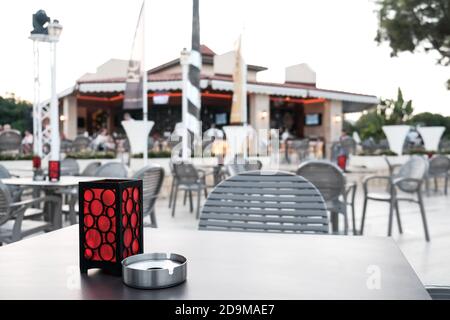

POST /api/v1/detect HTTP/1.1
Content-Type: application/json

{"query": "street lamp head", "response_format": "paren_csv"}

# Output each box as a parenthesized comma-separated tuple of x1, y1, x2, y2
(48, 19, 63, 42)
(31, 10, 50, 35)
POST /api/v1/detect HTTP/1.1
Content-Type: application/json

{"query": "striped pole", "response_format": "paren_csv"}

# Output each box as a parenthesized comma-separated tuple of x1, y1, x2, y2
(185, 0, 202, 158)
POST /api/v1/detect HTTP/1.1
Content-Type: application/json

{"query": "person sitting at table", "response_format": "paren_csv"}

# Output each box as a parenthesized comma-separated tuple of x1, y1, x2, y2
(21, 130, 33, 154)
(91, 128, 115, 151)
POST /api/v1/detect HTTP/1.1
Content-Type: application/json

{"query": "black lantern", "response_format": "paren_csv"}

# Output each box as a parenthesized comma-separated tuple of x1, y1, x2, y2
(79, 179, 143, 275)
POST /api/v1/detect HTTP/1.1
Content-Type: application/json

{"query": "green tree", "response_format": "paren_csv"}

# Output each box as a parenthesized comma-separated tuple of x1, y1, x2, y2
(354, 88, 414, 140)
(0, 94, 33, 133)
(375, 0, 450, 86)
(410, 112, 450, 138)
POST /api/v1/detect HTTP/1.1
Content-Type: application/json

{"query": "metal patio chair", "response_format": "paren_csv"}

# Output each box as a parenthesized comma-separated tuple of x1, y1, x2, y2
(0, 164, 22, 202)
(72, 135, 91, 152)
(60, 139, 74, 153)
(80, 161, 102, 176)
(61, 158, 80, 176)
(297, 160, 352, 234)
(291, 139, 310, 163)
(94, 162, 128, 178)
(0, 182, 61, 244)
(225, 156, 263, 177)
(426, 155, 450, 195)
(132, 165, 165, 228)
(0, 130, 22, 155)
(361, 156, 430, 241)
(171, 162, 208, 219)
(199, 170, 329, 234)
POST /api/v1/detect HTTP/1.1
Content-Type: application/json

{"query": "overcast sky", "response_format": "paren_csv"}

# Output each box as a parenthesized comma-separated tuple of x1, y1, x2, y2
(0, 0, 449, 116)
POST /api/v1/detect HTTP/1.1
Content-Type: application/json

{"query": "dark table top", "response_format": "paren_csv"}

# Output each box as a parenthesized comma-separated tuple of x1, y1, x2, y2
(0, 226, 430, 300)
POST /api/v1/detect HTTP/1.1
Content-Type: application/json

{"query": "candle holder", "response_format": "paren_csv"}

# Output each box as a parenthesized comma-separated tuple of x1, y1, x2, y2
(79, 179, 143, 276)
(48, 160, 60, 182)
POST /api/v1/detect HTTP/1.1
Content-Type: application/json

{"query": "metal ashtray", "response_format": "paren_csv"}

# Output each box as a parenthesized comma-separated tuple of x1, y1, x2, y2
(122, 253, 187, 289)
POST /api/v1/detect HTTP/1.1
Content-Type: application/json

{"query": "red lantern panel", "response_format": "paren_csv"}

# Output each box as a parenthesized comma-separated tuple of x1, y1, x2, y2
(48, 160, 60, 182)
(121, 187, 141, 258)
(82, 188, 117, 262)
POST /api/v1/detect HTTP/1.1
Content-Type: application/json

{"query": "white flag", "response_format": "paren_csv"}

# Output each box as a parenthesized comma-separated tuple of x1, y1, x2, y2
(123, 2, 145, 110)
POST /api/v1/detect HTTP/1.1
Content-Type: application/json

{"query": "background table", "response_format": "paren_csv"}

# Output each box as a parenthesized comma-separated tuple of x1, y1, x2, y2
(1, 176, 102, 229)
(0, 226, 430, 299)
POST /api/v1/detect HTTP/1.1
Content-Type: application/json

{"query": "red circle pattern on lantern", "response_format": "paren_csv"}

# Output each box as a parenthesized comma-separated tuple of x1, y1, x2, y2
(122, 187, 140, 258)
(83, 188, 117, 262)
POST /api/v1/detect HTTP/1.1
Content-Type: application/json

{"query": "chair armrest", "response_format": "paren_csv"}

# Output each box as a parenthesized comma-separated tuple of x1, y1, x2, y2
(9, 196, 47, 208)
(362, 175, 391, 193)
(393, 177, 423, 191)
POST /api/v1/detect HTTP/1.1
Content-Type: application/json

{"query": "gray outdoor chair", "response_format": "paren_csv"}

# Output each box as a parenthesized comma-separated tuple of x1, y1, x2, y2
(61, 158, 80, 176)
(297, 160, 353, 235)
(171, 162, 208, 219)
(439, 140, 450, 153)
(0, 164, 22, 202)
(426, 155, 450, 195)
(0, 130, 22, 155)
(0, 182, 61, 244)
(199, 170, 329, 234)
(132, 165, 165, 228)
(94, 162, 128, 178)
(361, 156, 430, 241)
(81, 161, 102, 176)
(291, 139, 310, 163)
(72, 136, 91, 152)
(60, 139, 74, 153)
(226, 157, 263, 177)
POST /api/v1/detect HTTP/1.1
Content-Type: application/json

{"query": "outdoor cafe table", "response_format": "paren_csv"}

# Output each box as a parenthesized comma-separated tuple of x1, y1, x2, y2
(0, 226, 430, 299)
(0, 176, 101, 229)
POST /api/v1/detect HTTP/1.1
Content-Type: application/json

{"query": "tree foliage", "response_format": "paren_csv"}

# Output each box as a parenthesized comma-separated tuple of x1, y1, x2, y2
(409, 111, 450, 138)
(0, 95, 33, 133)
(375, 0, 450, 66)
(355, 88, 414, 140)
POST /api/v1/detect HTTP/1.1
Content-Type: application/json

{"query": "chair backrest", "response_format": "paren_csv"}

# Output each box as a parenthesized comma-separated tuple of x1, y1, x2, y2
(226, 157, 263, 176)
(199, 170, 329, 234)
(296, 160, 346, 202)
(0, 164, 12, 179)
(60, 139, 74, 153)
(396, 156, 429, 193)
(133, 165, 165, 214)
(61, 158, 80, 176)
(94, 162, 128, 178)
(172, 162, 200, 185)
(0, 130, 22, 152)
(0, 182, 13, 226)
(73, 136, 91, 152)
(81, 161, 102, 176)
(429, 155, 450, 175)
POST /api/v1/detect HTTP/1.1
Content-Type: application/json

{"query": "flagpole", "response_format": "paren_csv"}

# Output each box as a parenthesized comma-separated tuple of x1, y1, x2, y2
(142, 0, 148, 166)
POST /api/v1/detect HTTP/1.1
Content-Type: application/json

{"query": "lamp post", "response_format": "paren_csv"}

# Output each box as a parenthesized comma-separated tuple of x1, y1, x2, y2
(47, 20, 63, 161)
